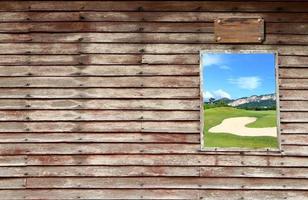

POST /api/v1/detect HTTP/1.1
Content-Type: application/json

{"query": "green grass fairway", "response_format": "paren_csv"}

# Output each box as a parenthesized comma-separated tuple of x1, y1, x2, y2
(203, 107, 279, 149)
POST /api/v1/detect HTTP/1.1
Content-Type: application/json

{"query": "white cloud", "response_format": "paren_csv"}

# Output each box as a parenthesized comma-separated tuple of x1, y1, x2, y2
(213, 89, 231, 99)
(229, 76, 261, 90)
(202, 54, 224, 67)
(203, 89, 231, 101)
(219, 65, 231, 70)
(203, 91, 213, 100)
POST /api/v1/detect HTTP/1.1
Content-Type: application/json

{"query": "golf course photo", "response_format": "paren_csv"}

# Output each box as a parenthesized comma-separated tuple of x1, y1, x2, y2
(201, 52, 279, 149)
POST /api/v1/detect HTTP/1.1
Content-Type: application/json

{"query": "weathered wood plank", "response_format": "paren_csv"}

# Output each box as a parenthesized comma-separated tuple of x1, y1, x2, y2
(0, 88, 199, 99)
(0, 76, 199, 88)
(0, 110, 199, 121)
(0, 55, 142, 65)
(1, 189, 308, 200)
(0, 121, 199, 133)
(281, 122, 308, 133)
(27, 154, 308, 167)
(1, 43, 308, 55)
(280, 90, 308, 100)
(199, 166, 308, 178)
(0, 43, 79, 54)
(280, 101, 308, 111)
(282, 134, 308, 145)
(281, 112, 308, 122)
(26, 177, 308, 189)
(1, 1, 308, 12)
(1, 166, 308, 178)
(0, 156, 27, 166)
(0, 143, 200, 154)
(280, 56, 308, 67)
(3, 12, 308, 23)
(0, 99, 199, 110)
(0, 22, 306, 34)
(0, 22, 213, 33)
(0, 166, 201, 177)
(4, 143, 308, 157)
(280, 69, 308, 80)
(0, 178, 25, 189)
(0, 189, 198, 200)
(0, 133, 200, 143)
(280, 79, 308, 89)
(1, 33, 308, 45)
(0, 65, 199, 76)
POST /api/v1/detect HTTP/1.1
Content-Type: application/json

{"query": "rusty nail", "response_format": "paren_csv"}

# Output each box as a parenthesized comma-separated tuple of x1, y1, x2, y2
(258, 37, 262, 41)
(217, 19, 221, 24)
(216, 36, 221, 41)
(258, 18, 263, 22)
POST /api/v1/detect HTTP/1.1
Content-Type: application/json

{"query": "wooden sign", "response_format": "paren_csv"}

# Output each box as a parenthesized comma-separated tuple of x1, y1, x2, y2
(214, 18, 264, 43)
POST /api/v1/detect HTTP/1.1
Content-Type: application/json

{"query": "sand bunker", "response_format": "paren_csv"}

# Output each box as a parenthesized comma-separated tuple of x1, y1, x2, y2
(209, 117, 277, 137)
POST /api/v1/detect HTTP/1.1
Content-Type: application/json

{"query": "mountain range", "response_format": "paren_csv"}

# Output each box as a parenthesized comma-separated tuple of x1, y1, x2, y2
(212, 93, 276, 109)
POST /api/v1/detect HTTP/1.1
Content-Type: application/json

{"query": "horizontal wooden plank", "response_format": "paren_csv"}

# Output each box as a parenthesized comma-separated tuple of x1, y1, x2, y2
(199, 166, 308, 178)
(0, 76, 199, 88)
(0, 178, 25, 189)
(26, 154, 308, 167)
(281, 112, 308, 122)
(0, 121, 199, 133)
(280, 56, 308, 67)
(1, 166, 307, 178)
(0, 55, 142, 65)
(26, 177, 308, 189)
(0, 99, 200, 110)
(281, 145, 308, 155)
(281, 90, 308, 100)
(0, 88, 199, 99)
(280, 69, 308, 80)
(1, 33, 308, 45)
(0, 142, 303, 155)
(0, 156, 26, 166)
(0, 99, 199, 110)
(0, 22, 213, 33)
(0, 65, 199, 76)
(281, 122, 308, 133)
(2, 12, 308, 23)
(0, 133, 200, 143)
(280, 79, 308, 89)
(281, 134, 308, 145)
(1, 189, 308, 200)
(0, 143, 200, 154)
(0, 166, 200, 177)
(1, 43, 308, 56)
(0, 22, 306, 35)
(280, 100, 308, 111)
(0, 110, 199, 121)
(1, 1, 308, 12)
(3, 145, 303, 157)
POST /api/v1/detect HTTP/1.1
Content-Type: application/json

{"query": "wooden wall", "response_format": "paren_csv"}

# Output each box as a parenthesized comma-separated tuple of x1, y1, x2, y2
(0, 1, 308, 199)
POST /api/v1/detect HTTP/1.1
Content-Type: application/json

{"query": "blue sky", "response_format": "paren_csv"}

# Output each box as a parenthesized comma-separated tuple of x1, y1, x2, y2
(202, 52, 276, 101)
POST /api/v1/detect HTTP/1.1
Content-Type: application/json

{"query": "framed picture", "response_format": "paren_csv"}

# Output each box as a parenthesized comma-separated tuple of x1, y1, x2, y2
(200, 50, 280, 151)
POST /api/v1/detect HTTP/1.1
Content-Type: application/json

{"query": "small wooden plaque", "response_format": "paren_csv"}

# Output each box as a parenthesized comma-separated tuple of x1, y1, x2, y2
(214, 18, 264, 43)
